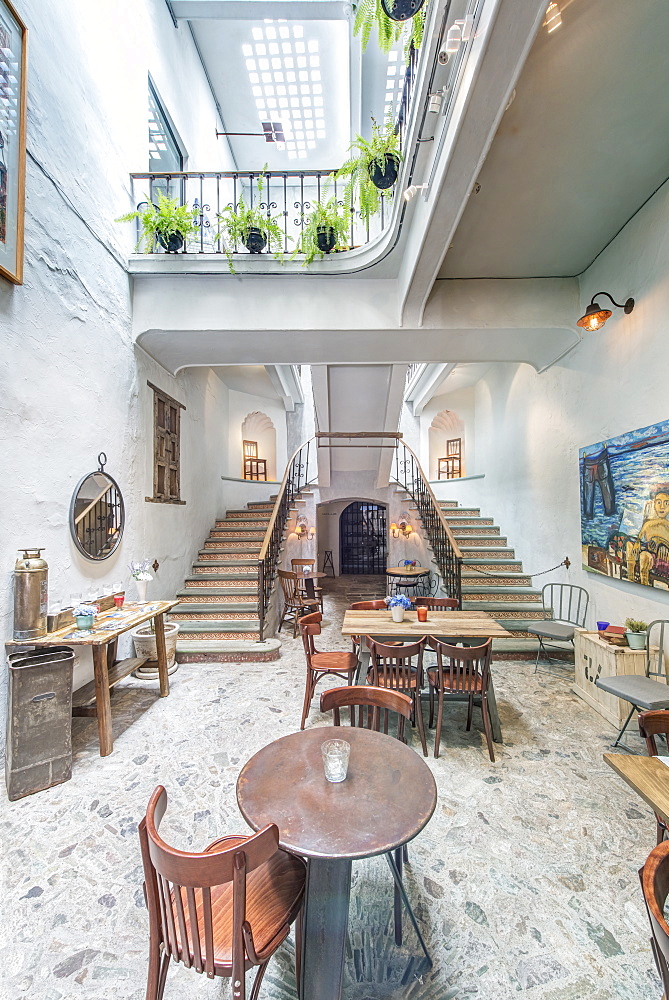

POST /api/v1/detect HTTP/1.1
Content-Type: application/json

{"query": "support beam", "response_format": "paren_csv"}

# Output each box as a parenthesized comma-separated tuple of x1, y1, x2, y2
(170, 1, 348, 19)
(265, 365, 304, 411)
(405, 363, 457, 416)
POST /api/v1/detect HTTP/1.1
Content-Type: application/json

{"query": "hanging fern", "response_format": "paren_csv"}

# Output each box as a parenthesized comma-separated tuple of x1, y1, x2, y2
(353, 0, 426, 56)
(335, 117, 402, 226)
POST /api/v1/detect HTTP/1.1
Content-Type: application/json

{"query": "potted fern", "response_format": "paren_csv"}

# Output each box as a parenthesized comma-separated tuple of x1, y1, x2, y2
(293, 198, 350, 265)
(116, 192, 199, 253)
(353, 0, 427, 54)
(216, 172, 286, 273)
(335, 118, 403, 224)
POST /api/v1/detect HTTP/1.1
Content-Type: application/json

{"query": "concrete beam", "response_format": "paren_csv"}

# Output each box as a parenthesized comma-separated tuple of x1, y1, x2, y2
(170, 1, 348, 20)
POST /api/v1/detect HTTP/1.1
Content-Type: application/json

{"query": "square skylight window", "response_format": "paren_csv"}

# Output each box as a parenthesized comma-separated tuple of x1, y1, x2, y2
(298, 151, 307, 159)
(242, 44, 253, 57)
(252, 86, 262, 97)
(300, 84, 310, 95)
(265, 26, 276, 38)
(272, 57, 281, 69)
(308, 39, 318, 53)
(269, 42, 279, 55)
(291, 97, 299, 108)
(252, 27, 263, 40)
(289, 86, 298, 96)
(297, 55, 307, 68)
(262, 72, 271, 83)
(303, 108, 313, 118)
(276, 85, 286, 96)
(297, 140, 306, 148)
(295, 41, 305, 53)
(249, 72, 259, 83)
(312, 84, 322, 95)
(284, 57, 294, 68)
(306, 130, 314, 139)
(282, 42, 292, 54)
(307, 141, 315, 150)
(246, 58, 256, 71)
(389, 51, 398, 61)
(286, 71, 296, 82)
(310, 55, 320, 68)
(287, 151, 297, 159)
(315, 107, 324, 117)
(280, 26, 290, 38)
(295, 129, 304, 139)
(316, 129, 326, 138)
(256, 99, 266, 109)
(255, 43, 266, 55)
(293, 25, 304, 38)
(302, 96, 312, 107)
(259, 58, 269, 70)
(274, 71, 284, 83)
(266, 97, 277, 108)
(299, 70, 308, 82)
(311, 70, 321, 82)
(314, 96, 323, 107)
(264, 85, 275, 96)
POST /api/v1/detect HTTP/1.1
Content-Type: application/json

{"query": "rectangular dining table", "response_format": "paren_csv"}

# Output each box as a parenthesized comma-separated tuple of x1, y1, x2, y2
(604, 752, 669, 826)
(341, 609, 512, 743)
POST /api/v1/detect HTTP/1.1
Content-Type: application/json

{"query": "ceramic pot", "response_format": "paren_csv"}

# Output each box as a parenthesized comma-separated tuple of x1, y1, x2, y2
(75, 614, 95, 630)
(243, 227, 267, 253)
(316, 226, 336, 254)
(368, 154, 400, 190)
(625, 630, 646, 650)
(135, 579, 148, 604)
(157, 230, 184, 253)
(391, 606, 405, 623)
(131, 622, 180, 677)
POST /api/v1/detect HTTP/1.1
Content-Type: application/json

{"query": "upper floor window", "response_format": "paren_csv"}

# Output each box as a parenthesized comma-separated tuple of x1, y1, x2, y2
(148, 80, 184, 176)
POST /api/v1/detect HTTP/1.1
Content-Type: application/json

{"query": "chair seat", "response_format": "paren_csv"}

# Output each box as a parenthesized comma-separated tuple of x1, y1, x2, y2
(174, 836, 306, 970)
(426, 666, 484, 693)
(371, 668, 420, 690)
(527, 621, 575, 641)
(310, 651, 358, 673)
(596, 674, 669, 710)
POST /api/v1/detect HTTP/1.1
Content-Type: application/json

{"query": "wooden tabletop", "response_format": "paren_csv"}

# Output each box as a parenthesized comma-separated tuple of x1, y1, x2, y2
(300, 571, 327, 580)
(385, 566, 430, 577)
(9, 600, 178, 647)
(237, 726, 437, 860)
(341, 608, 512, 639)
(604, 753, 669, 825)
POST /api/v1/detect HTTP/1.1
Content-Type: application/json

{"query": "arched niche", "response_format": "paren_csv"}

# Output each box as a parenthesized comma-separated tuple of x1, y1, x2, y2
(428, 409, 466, 481)
(241, 411, 277, 481)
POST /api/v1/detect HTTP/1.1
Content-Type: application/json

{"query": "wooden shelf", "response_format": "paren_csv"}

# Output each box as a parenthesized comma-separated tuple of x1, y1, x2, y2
(72, 655, 149, 712)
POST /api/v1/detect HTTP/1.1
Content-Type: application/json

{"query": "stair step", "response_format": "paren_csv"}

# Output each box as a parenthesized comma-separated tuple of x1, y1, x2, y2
(451, 527, 501, 537)
(192, 565, 258, 577)
(177, 622, 261, 638)
(177, 591, 259, 603)
(224, 510, 272, 518)
(444, 518, 494, 527)
(462, 557, 521, 567)
(184, 580, 258, 593)
(485, 613, 549, 624)
(171, 604, 259, 619)
(461, 585, 540, 596)
(198, 550, 259, 561)
(210, 528, 266, 536)
(176, 638, 282, 662)
(203, 542, 262, 551)
(462, 600, 544, 612)
(441, 507, 480, 516)
(456, 540, 508, 550)
(215, 520, 269, 529)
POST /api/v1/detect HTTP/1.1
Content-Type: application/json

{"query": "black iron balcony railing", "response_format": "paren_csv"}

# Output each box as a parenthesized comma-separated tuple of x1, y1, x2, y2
(392, 439, 463, 607)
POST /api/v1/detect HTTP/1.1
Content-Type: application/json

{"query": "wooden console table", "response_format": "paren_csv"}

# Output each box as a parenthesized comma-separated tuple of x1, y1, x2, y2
(574, 629, 653, 728)
(8, 600, 177, 757)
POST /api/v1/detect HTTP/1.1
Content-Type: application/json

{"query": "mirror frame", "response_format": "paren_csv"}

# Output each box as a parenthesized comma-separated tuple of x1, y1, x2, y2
(69, 453, 125, 561)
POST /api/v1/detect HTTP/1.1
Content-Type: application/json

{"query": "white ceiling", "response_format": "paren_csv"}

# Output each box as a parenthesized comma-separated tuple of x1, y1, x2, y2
(213, 364, 280, 397)
(439, 0, 669, 278)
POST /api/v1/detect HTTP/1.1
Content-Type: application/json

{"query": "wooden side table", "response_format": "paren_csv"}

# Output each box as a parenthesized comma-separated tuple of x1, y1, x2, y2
(574, 629, 654, 727)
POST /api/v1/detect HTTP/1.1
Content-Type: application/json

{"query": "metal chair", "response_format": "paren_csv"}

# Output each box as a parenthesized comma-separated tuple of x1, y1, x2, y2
(597, 620, 669, 752)
(528, 583, 589, 671)
(639, 838, 669, 997)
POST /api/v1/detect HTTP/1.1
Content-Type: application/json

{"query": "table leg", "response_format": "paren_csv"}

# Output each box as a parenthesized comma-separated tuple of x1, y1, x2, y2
(487, 674, 502, 744)
(93, 644, 113, 757)
(153, 614, 170, 698)
(300, 857, 352, 1000)
(304, 577, 316, 599)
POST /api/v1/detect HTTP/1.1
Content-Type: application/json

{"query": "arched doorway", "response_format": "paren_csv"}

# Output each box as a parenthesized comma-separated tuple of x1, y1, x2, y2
(429, 409, 466, 480)
(339, 502, 387, 574)
(241, 411, 277, 480)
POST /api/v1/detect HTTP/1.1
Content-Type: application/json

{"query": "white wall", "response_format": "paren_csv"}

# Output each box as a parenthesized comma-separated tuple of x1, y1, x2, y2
(421, 386, 475, 480)
(226, 390, 287, 482)
(460, 180, 669, 630)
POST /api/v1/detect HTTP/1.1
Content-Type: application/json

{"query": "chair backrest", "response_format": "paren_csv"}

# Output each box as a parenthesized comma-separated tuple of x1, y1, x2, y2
(638, 710, 669, 755)
(139, 785, 279, 989)
(367, 638, 425, 691)
(291, 558, 315, 572)
(320, 684, 412, 740)
(350, 600, 387, 610)
(541, 583, 589, 627)
(640, 839, 669, 995)
(646, 621, 669, 680)
(278, 569, 298, 602)
(298, 610, 322, 657)
(428, 637, 493, 693)
(414, 597, 459, 610)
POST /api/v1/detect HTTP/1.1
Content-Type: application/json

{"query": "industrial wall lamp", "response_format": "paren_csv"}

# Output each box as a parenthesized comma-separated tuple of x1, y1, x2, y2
(577, 292, 635, 332)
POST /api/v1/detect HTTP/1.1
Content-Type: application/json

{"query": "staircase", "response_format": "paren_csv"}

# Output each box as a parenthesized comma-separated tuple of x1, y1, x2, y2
(171, 500, 281, 662)
(404, 494, 548, 656)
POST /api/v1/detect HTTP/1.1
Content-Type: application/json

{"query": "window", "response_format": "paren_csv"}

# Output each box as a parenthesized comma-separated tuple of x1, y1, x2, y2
(148, 80, 186, 202)
(147, 382, 185, 504)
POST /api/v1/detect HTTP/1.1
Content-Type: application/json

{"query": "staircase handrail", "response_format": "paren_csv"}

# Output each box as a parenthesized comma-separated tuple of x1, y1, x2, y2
(392, 439, 463, 607)
(257, 436, 317, 640)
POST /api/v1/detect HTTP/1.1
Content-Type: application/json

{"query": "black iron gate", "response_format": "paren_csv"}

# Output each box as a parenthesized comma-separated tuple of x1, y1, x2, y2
(339, 502, 387, 574)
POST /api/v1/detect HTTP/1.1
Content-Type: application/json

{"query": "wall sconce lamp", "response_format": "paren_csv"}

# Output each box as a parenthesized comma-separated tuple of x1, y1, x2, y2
(577, 292, 635, 332)
(403, 183, 429, 202)
(544, 2, 562, 33)
(391, 513, 413, 538)
(295, 516, 315, 541)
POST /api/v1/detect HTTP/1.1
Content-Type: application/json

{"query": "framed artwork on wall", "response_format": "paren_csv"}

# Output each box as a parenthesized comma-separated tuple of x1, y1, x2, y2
(580, 420, 669, 591)
(0, 0, 27, 285)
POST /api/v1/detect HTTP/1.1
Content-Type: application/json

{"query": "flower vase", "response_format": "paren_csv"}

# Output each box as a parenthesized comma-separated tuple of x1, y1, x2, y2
(136, 579, 148, 604)
(391, 606, 405, 623)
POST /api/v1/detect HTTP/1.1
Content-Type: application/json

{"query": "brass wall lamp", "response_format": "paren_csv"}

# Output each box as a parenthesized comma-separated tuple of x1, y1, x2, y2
(577, 291, 635, 332)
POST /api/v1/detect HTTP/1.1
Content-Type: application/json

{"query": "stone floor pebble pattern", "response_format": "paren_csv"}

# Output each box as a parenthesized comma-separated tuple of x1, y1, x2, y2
(2, 578, 661, 999)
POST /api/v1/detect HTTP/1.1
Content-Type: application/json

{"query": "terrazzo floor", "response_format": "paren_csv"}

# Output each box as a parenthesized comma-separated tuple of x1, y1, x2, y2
(2, 577, 660, 1000)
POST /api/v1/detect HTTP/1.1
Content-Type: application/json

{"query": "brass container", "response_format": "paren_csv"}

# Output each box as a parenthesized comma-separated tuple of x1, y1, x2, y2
(14, 549, 49, 639)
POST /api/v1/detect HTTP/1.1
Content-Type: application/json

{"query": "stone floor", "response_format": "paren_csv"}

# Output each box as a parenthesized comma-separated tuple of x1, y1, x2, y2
(2, 577, 660, 1000)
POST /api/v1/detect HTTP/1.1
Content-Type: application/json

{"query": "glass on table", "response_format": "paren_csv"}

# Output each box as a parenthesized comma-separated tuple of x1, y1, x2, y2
(321, 739, 351, 783)
(416, 606, 428, 623)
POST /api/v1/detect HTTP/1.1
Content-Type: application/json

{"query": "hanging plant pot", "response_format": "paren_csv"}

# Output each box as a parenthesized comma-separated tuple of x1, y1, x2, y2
(368, 154, 400, 191)
(157, 230, 184, 253)
(316, 226, 336, 254)
(381, 0, 427, 21)
(243, 227, 267, 254)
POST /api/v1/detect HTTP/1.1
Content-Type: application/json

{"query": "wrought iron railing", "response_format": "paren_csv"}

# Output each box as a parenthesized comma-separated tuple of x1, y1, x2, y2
(392, 439, 463, 606)
(128, 170, 393, 258)
(257, 436, 316, 641)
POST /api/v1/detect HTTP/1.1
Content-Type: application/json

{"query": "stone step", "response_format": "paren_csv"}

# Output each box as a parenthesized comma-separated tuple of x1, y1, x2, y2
(451, 527, 501, 537)
(443, 516, 494, 526)
(171, 603, 259, 619)
(216, 516, 270, 526)
(191, 566, 258, 577)
(247, 501, 275, 509)
(176, 638, 282, 663)
(462, 600, 545, 613)
(461, 585, 541, 597)
(183, 578, 258, 592)
(203, 542, 262, 551)
(209, 531, 266, 540)
(441, 507, 480, 517)
(177, 622, 261, 639)
(455, 538, 508, 549)
(462, 557, 522, 568)
(176, 590, 259, 604)
(198, 550, 259, 561)
(484, 612, 549, 625)
(211, 524, 267, 533)
(224, 509, 272, 519)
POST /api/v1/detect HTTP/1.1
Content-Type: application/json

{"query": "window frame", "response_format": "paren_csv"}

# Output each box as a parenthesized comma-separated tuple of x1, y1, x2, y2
(145, 381, 186, 505)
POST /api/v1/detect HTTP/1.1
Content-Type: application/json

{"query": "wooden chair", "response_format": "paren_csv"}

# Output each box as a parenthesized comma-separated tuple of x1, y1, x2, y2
(638, 710, 669, 843)
(414, 597, 459, 610)
(348, 600, 401, 654)
(639, 838, 669, 997)
(427, 637, 495, 761)
(298, 611, 357, 730)
(366, 638, 428, 756)
(138, 785, 306, 1000)
(277, 569, 319, 638)
(319, 685, 431, 966)
(291, 558, 323, 612)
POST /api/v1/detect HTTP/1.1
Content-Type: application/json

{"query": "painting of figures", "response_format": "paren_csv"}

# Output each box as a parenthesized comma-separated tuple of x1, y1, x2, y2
(0, 0, 26, 284)
(580, 420, 669, 590)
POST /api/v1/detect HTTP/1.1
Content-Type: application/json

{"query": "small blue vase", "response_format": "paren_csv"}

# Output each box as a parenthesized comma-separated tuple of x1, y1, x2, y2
(75, 614, 95, 630)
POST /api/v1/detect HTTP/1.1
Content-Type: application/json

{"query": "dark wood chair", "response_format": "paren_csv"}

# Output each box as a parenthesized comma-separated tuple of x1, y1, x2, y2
(291, 558, 323, 611)
(319, 685, 430, 964)
(414, 597, 459, 610)
(366, 638, 428, 756)
(427, 637, 495, 761)
(298, 611, 357, 730)
(278, 569, 319, 638)
(349, 600, 402, 654)
(138, 785, 306, 1000)
(638, 710, 669, 843)
(639, 838, 669, 997)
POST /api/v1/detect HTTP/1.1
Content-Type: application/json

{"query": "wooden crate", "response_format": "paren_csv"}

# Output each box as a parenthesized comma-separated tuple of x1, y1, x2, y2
(573, 629, 651, 727)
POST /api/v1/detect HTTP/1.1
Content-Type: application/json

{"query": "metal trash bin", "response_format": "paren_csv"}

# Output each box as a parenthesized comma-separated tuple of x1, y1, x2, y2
(5, 646, 75, 800)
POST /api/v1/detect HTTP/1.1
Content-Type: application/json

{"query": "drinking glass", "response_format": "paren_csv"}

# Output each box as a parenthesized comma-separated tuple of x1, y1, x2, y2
(321, 739, 350, 783)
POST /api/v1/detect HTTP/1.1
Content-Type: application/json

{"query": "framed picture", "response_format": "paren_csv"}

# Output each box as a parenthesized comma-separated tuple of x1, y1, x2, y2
(0, 0, 27, 285)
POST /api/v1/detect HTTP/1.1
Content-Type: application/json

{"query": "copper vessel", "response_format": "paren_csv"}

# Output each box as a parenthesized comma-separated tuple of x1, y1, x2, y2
(13, 549, 48, 639)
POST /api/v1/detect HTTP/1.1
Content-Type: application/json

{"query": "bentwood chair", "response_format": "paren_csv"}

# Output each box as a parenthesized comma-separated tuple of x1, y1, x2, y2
(298, 611, 357, 729)
(291, 558, 323, 612)
(138, 786, 306, 1000)
(414, 596, 459, 610)
(427, 637, 495, 761)
(349, 600, 402, 656)
(529, 583, 589, 671)
(366, 638, 428, 756)
(639, 839, 669, 996)
(638, 710, 669, 843)
(319, 685, 431, 966)
(278, 569, 319, 638)
(597, 620, 669, 752)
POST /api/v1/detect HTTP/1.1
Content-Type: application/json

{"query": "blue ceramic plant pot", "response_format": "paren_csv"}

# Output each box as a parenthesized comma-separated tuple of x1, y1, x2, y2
(75, 614, 95, 630)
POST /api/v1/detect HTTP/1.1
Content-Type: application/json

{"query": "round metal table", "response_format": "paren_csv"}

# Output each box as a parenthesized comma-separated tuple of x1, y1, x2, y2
(237, 725, 437, 1000)
(385, 565, 431, 597)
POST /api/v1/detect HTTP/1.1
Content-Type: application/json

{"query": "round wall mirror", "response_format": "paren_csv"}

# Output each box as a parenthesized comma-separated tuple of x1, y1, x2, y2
(69, 453, 125, 560)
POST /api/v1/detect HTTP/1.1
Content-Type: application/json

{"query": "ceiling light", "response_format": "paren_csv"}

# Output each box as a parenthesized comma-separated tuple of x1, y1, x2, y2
(403, 183, 429, 201)
(544, 2, 562, 32)
(577, 292, 634, 331)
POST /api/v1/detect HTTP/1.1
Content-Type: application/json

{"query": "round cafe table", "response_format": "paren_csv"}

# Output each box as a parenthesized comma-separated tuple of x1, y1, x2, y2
(299, 569, 327, 600)
(237, 726, 436, 1000)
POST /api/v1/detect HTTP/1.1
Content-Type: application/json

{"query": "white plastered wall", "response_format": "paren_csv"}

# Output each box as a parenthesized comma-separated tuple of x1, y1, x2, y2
(226, 390, 287, 483)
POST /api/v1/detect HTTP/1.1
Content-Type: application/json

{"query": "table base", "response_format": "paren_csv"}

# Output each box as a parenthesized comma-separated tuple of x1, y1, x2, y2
(300, 858, 352, 1000)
